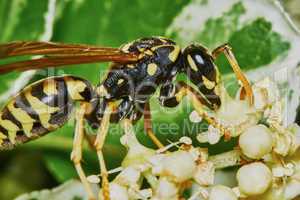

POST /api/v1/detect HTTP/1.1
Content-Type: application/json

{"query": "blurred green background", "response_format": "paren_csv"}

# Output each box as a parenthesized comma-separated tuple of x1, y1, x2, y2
(0, 0, 297, 199)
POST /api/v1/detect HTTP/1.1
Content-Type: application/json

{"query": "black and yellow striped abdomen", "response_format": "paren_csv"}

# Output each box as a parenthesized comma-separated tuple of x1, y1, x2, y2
(0, 75, 94, 150)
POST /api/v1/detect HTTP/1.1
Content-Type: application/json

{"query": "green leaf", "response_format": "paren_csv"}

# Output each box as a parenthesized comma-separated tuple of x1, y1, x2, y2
(0, 0, 48, 42)
(0, 0, 53, 95)
(215, 18, 291, 74)
(168, 1, 291, 74)
(196, 1, 246, 48)
(43, 153, 78, 183)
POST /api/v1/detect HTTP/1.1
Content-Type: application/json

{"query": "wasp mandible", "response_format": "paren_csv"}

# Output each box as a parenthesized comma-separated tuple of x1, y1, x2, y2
(0, 37, 253, 200)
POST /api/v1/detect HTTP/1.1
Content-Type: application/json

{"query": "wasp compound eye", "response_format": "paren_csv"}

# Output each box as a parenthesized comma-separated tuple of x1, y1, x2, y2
(182, 44, 221, 108)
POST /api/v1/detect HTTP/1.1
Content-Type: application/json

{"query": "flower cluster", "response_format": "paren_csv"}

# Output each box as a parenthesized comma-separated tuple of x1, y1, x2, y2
(91, 77, 300, 200)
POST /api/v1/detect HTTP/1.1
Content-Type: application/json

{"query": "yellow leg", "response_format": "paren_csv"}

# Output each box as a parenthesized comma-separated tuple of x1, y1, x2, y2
(212, 44, 254, 106)
(177, 82, 229, 136)
(71, 103, 96, 200)
(144, 103, 164, 148)
(94, 103, 113, 200)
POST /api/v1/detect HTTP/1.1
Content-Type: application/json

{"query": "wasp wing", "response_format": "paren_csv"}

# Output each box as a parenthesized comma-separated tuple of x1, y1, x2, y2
(0, 41, 139, 74)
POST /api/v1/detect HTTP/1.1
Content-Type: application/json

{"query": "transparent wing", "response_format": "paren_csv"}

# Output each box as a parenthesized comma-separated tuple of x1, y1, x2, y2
(0, 41, 139, 74)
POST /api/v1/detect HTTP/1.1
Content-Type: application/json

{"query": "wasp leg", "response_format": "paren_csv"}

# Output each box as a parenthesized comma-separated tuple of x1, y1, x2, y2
(159, 80, 214, 109)
(159, 81, 180, 108)
(160, 81, 229, 135)
(144, 102, 164, 148)
(109, 97, 134, 123)
(94, 103, 113, 200)
(71, 102, 96, 200)
(212, 44, 254, 105)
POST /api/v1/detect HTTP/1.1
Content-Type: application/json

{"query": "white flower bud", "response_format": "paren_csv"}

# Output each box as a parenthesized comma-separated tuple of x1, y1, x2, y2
(152, 177, 178, 200)
(194, 161, 215, 186)
(239, 124, 273, 159)
(161, 151, 197, 182)
(150, 151, 196, 183)
(216, 88, 258, 136)
(207, 125, 221, 145)
(253, 77, 280, 105)
(114, 166, 141, 188)
(272, 163, 295, 177)
(197, 131, 209, 143)
(180, 136, 192, 145)
(197, 126, 221, 145)
(272, 124, 300, 157)
(189, 110, 202, 123)
(284, 179, 300, 199)
(148, 154, 165, 175)
(209, 185, 237, 200)
(121, 131, 155, 167)
(237, 162, 272, 196)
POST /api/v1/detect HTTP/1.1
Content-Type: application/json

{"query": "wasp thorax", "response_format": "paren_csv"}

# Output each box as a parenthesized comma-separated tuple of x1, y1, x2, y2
(182, 44, 221, 108)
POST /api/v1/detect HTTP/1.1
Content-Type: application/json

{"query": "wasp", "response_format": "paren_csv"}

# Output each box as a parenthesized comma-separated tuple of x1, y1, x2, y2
(0, 37, 253, 200)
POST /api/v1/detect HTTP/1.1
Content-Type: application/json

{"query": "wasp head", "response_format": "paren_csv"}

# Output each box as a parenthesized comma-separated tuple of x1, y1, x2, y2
(182, 44, 221, 109)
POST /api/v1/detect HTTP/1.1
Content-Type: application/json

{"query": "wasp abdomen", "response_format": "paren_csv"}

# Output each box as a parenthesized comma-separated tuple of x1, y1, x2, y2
(0, 76, 94, 150)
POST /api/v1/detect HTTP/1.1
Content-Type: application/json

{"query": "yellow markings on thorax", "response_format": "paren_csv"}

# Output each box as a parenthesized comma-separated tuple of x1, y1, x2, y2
(24, 89, 60, 130)
(137, 47, 145, 52)
(151, 44, 181, 62)
(168, 45, 181, 62)
(144, 49, 154, 56)
(187, 55, 198, 71)
(127, 64, 135, 69)
(43, 79, 58, 96)
(118, 79, 125, 85)
(121, 42, 132, 52)
(202, 76, 216, 90)
(7, 101, 35, 137)
(64, 77, 86, 100)
(158, 36, 168, 43)
(147, 63, 158, 76)
(138, 53, 146, 60)
(138, 49, 155, 60)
